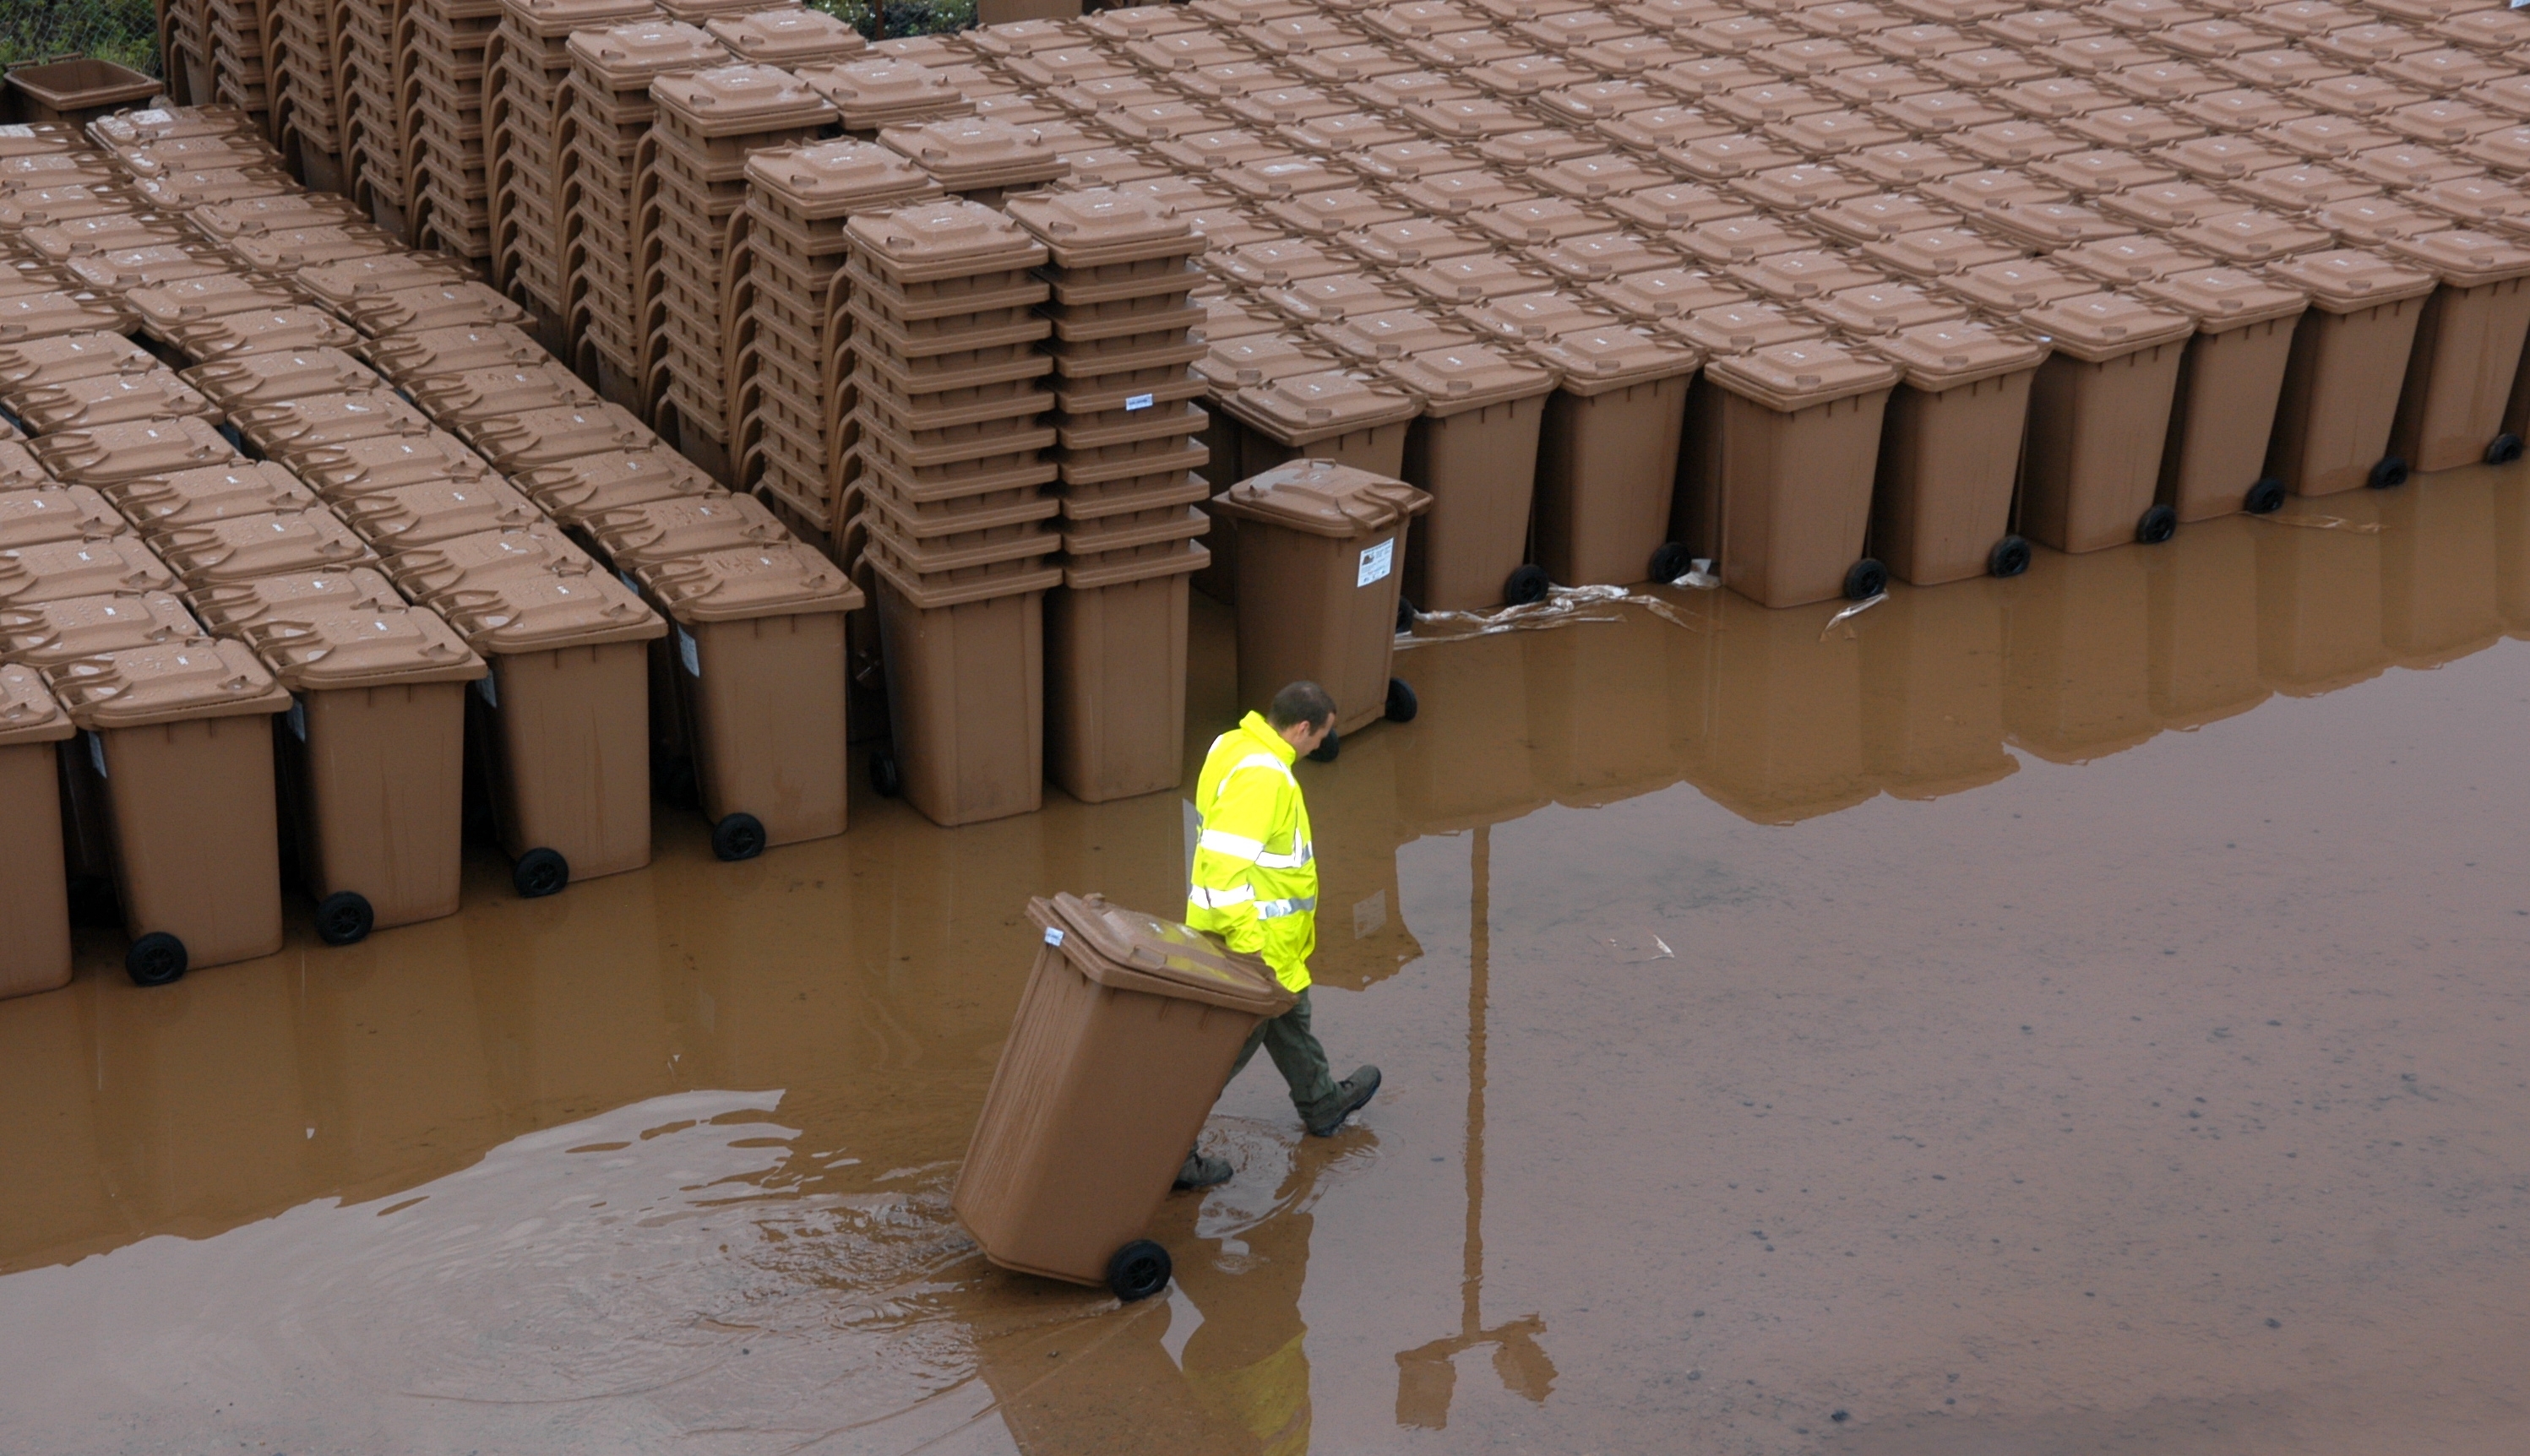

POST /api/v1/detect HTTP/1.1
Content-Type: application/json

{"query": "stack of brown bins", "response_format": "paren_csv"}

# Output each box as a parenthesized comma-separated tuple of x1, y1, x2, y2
(735, 139, 939, 541)
(882, 115, 1070, 209)
(407, 0, 506, 266)
(336, 0, 414, 233)
(563, 20, 728, 406)
(643, 64, 840, 481)
(486, 0, 661, 348)
(1006, 187, 1212, 804)
(846, 198, 1059, 827)
(269, 0, 348, 188)
(162, 0, 218, 108)
(204, 0, 277, 137)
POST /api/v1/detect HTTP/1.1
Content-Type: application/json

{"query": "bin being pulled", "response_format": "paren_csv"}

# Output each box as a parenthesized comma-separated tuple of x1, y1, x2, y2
(955, 892, 1294, 1301)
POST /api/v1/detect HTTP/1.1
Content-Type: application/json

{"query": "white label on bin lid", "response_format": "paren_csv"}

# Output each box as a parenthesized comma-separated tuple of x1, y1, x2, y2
(86, 731, 105, 779)
(1125, 393, 1155, 410)
(476, 670, 498, 709)
(288, 698, 307, 742)
(677, 627, 699, 678)
(1357, 538, 1394, 589)
(1043, 926, 1065, 947)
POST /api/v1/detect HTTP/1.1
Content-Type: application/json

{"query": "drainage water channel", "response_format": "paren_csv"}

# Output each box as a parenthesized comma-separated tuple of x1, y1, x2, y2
(6, 467, 2530, 1454)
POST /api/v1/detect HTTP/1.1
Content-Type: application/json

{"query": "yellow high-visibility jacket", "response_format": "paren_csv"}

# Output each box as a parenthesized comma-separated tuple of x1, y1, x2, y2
(1187, 711, 1316, 992)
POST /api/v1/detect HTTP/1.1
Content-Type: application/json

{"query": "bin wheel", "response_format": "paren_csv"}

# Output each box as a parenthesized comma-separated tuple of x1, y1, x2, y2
(712, 812, 766, 862)
(1648, 541, 1693, 584)
(1385, 676, 1418, 724)
(2244, 478, 2287, 515)
(870, 752, 903, 798)
(126, 932, 187, 987)
(1504, 563, 1551, 606)
(1842, 558, 1887, 601)
(1107, 1239, 1173, 1302)
(2489, 433, 2524, 466)
(1396, 595, 1417, 633)
(315, 891, 373, 947)
(1987, 535, 2031, 579)
(2369, 454, 2409, 490)
(513, 847, 569, 899)
(1308, 725, 1340, 763)
(2136, 503, 2178, 545)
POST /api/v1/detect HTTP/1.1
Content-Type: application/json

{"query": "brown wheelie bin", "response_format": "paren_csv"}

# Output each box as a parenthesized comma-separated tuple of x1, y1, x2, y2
(1214, 368, 1423, 478)
(864, 546, 1059, 829)
(1046, 541, 1211, 806)
(2138, 266, 2310, 522)
(1523, 323, 1706, 588)
(2263, 248, 2440, 497)
(1212, 459, 1431, 739)
(0, 663, 73, 999)
(430, 566, 667, 897)
(237, 605, 486, 944)
(1375, 343, 1559, 611)
(44, 638, 292, 986)
(2016, 291, 2197, 553)
(1702, 340, 1903, 608)
(629, 541, 864, 859)
(1869, 318, 2051, 586)
(2382, 230, 2530, 474)
(955, 891, 1292, 1301)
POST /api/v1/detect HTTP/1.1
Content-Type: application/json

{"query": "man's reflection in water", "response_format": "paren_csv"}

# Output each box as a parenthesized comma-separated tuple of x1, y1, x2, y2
(1176, 1141, 1326, 1456)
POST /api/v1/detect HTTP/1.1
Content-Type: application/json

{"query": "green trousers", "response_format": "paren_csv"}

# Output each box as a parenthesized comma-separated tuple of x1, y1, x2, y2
(1230, 988, 1340, 1119)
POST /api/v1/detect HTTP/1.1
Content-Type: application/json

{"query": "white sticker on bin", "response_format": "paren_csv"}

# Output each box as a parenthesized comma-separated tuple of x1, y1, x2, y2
(678, 627, 699, 677)
(1357, 538, 1394, 589)
(1043, 926, 1066, 946)
(1125, 393, 1155, 411)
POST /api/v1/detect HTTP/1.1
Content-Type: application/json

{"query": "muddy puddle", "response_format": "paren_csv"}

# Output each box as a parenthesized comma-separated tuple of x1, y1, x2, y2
(6, 467, 2530, 1454)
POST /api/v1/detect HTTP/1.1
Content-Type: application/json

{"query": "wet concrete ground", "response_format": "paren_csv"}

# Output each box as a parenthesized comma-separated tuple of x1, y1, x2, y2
(5, 467, 2530, 1454)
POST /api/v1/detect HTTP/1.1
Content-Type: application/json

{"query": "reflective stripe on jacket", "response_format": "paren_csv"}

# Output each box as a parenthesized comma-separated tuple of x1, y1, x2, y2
(1188, 710, 1317, 992)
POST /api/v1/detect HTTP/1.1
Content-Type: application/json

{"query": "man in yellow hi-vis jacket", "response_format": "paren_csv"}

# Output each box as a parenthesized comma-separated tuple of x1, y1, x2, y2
(1180, 681, 1381, 1190)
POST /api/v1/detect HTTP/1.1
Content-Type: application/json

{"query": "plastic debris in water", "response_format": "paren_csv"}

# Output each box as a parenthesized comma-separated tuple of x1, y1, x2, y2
(1820, 591, 1887, 640)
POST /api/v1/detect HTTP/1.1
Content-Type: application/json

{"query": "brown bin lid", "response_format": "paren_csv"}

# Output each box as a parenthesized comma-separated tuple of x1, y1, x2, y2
(569, 19, 727, 87)
(2057, 233, 2218, 285)
(744, 139, 937, 217)
(1198, 334, 1337, 386)
(2168, 209, 2335, 264)
(233, 390, 436, 453)
(1339, 218, 1488, 269)
(104, 461, 316, 530)
(461, 402, 651, 469)
(1808, 280, 1968, 334)
(2152, 134, 2298, 182)
(156, 508, 380, 584)
(0, 439, 41, 490)
(2265, 247, 2441, 312)
(296, 252, 469, 305)
(1584, 266, 1746, 320)
(510, 448, 724, 523)
(2408, 177, 2530, 235)
(586, 492, 786, 569)
(342, 283, 531, 337)
(1872, 317, 2048, 391)
(705, 7, 865, 62)
(0, 589, 199, 666)
(845, 199, 1047, 282)
(1211, 457, 1430, 537)
(179, 347, 378, 408)
(45, 638, 291, 729)
(0, 661, 71, 746)
(2313, 197, 2453, 247)
(335, 480, 546, 550)
(33, 416, 239, 484)
(359, 323, 551, 384)
(165, 307, 362, 359)
(632, 540, 864, 623)
(288, 432, 502, 497)
(1860, 225, 2029, 277)
(242, 604, 488, 690)
(2384, 229, 2530, 288)
(1602, 182, 1754, 231)
(433, 565, 667, 655)
(0, 535, 176, 602)
(1031, 891, 1294, 1016)
(386, 526, 594, 600)
(0, 485, 124, 549)
(650, 63, 839, 135)
(1726, 249, 1890, 302)
(1672, 299, 1829, 354)
(1377, 342, 1559, 416)
(1524, 323, 1700, 395)
(0, 329, 155, 386)
(1004, 187, 1201, 269)
(2017, 291, 2196, 361)
(509, 0, 661, 40)
(2138, 267, 2310, 332)
(1706, 338, 1899, 410)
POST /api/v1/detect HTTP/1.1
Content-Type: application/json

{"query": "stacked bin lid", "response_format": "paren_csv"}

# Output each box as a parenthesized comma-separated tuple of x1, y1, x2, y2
(407, 0, 509, 266)
(487, 0, 665, 330)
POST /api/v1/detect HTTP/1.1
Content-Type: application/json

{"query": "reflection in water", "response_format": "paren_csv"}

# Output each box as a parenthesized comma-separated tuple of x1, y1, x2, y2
(2, 468, 2528, 1450)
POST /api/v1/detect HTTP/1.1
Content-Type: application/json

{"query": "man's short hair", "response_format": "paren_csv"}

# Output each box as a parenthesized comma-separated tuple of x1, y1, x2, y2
(1266, 680, 1337, 731)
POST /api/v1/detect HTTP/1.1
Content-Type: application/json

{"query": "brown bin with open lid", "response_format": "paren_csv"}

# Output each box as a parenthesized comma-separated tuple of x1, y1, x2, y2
(1213, 459, 1431, 738)
(1869, 318, 2050, 586)
(631, 541, 863, 856)
(2380, 230, 2530, 474)
(241, 604, 487, 940)
(1374, 342, 1559, 612)
(863, 545, 1058, 828)
(955, 890, 1293, 1299)
(2136, 266, 2310, 523)
(1524, 323, 1705, 588)
(430, 565, 667, 895)
(1046, 540, 1210, 805)
(1701, 340, 1902, 608)
(2262, 247, 2440, 497)
(0, 662, 73, 998)
(44, 637, 292, 984)
(2016, 290, 2197, 553)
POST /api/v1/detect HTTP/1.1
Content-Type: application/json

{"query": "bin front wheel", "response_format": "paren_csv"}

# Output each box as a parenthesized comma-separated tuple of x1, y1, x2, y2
(1504, 563, 1550, 606)
(2136, 504, 2178, 545)
(1988, 535, 2031, 579)
(1385, 676, 1417, 723)
(514, 847, 569, 899)
(870, 752, 902, 798)
(2369, 454, 2409, 490)
(2244, 478, 2287, 515)
(1648, 541, 1692, 584)
(127, 932, 186, 987)
(711, 812, 766, 862)
(2489, 433, 2524, 466)
(315, 891, 373, 947)
(1107, 1239, 1173, 1302)
(1842, 558, 1887, 600)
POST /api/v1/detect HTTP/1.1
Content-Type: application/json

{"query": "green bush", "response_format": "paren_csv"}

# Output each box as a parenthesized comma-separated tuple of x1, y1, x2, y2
(0, 0, 161, 76)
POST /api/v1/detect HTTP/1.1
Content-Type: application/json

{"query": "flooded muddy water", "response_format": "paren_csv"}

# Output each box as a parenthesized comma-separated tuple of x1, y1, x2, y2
(7, 467, 2530, 1454)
